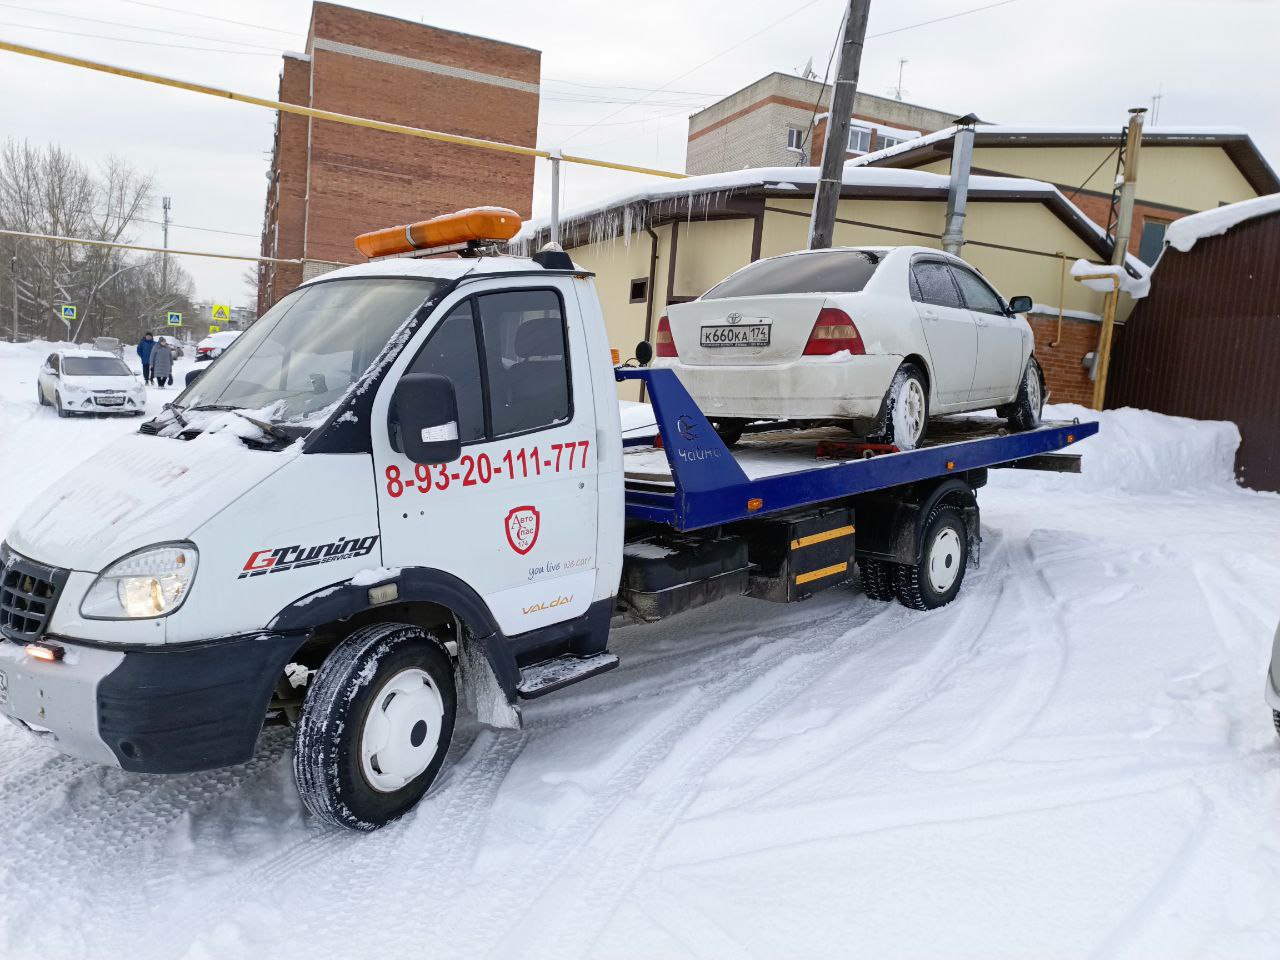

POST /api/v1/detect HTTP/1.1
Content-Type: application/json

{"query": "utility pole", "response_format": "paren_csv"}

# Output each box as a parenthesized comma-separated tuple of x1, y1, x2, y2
(1110, 108, 1146, 265)
(808, 0, 871, 250)
(161, 196, 171, 298)
(9, 254, 17, 343)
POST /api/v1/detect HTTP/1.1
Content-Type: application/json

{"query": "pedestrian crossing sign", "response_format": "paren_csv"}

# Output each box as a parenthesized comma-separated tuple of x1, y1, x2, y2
(60, 304, 76, 321)
(166, 311, 182, 326)
(209, 325, 221, 335)
(211, 304, 230, 322)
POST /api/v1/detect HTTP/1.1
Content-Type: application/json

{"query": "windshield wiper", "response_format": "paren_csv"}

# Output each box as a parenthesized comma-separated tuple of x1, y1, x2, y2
(163, 402, 188, 429)
(230, 409, 293, 444)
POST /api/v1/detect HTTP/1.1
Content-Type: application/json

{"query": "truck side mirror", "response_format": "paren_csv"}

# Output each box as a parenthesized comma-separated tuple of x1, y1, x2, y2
(1007, 295, 1033, 314)
(635, 340, 654, 366)
(184, 368, 204, 388)
(391, 373, 461, 465)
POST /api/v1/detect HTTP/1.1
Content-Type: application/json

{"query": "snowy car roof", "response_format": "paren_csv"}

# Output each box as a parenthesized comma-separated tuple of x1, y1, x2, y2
(58, 349, 122, 359)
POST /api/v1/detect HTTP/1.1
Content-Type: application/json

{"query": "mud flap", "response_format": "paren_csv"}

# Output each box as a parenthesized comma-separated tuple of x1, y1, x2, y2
(457, 636, 522, 731)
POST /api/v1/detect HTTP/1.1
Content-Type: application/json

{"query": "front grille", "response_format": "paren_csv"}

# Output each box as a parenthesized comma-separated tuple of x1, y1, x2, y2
(0, 544, 70, 643)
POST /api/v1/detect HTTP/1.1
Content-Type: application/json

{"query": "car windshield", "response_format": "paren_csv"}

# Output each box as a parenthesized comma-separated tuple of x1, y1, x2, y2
(178, 277, 442, 424)
(704, 250, 881, 298)
(63, 356, 131, 377)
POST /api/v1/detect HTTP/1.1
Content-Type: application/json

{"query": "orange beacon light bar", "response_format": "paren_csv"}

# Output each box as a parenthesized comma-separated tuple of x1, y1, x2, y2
(355, 207, 522, 259)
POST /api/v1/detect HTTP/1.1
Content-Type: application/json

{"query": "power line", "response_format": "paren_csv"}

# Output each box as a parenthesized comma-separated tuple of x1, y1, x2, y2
(0, 2, 283, 52)
(0, 20, 279, 56)
(110, 0, 298, 37)
(544, 77, 727, 98)
(795, 5, 846, 164)
(867, 0, 1023, 39)
(0, 226, 298, 264)
(560, 0, 829, 146)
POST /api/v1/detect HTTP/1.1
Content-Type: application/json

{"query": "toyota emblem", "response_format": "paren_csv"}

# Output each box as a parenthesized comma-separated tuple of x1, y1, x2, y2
(726, 312, 743, 324)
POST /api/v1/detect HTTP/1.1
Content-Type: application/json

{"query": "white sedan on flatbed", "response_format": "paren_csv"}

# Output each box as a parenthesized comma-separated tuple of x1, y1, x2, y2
(654, 246, 1044, 449)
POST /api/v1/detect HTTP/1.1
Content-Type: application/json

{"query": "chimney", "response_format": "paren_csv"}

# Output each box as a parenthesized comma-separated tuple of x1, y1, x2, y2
(941, 114, 980, 255)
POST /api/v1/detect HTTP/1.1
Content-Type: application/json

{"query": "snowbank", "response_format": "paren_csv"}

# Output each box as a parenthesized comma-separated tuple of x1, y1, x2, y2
(995, 403, 1240, 495)
(1164, 192, 1280, 252)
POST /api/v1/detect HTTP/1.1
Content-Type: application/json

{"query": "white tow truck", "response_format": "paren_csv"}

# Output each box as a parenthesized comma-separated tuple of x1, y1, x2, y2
(0, 209, 1097, 830)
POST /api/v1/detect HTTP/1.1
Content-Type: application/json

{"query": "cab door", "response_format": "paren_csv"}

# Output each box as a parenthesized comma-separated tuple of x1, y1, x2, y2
(950, 265, 1025, 403)
(910, 258, 976, 410)
(371, 279, 600, 638)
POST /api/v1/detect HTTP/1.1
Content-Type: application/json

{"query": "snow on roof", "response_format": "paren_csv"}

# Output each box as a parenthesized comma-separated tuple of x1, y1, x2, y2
(1163, 192, 1280, 252)
(846, 124, 1256, 168)
(516, 165, 1057, 242)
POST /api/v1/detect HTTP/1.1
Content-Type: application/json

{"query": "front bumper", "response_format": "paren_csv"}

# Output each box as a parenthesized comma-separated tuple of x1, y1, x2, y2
(1267, 623, 1280, 713)
(0, 631, 301, 773)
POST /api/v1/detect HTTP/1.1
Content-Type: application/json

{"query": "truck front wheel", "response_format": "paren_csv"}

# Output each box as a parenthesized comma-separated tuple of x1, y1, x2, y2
(893, 504, 969, 610)
(294, 622, 457, 831)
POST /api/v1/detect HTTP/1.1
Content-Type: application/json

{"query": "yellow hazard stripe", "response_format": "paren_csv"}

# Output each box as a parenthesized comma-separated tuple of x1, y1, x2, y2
(790, 525, 855, 551)
(795, 561, 849, 585)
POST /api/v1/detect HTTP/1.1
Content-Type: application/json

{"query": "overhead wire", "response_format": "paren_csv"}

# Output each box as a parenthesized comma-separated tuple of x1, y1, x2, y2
(0, 20, 279, 56)
(0, 2, 284, 52)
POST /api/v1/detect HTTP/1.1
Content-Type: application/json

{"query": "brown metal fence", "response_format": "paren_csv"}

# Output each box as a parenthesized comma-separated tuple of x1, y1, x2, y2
(1108, 212, 1280, 491)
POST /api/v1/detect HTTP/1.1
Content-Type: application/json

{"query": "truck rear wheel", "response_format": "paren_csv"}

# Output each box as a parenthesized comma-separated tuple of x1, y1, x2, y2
(893, 504, 968, 610)
(294, 622, 456, 831)
(859, 558, 896, 602)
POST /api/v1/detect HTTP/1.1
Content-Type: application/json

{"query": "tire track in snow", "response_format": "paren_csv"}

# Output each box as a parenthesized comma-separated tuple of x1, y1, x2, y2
(484, 598, 934, 958)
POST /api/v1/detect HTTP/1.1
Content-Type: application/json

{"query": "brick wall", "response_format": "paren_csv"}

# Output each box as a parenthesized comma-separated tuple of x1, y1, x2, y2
(1027, 312, 1100, 407)
(1065, 193, 1187, 258)
(259, 3, 540, 310)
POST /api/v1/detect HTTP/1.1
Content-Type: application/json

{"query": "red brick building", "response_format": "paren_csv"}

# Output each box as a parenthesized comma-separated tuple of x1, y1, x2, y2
(259, 3, 541, 313)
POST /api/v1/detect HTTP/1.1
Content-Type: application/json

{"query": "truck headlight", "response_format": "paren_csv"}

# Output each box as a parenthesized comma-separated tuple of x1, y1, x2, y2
(81, 543, 199, 619)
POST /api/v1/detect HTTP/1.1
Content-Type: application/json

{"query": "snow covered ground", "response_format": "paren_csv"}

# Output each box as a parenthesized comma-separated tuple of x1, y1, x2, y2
(1, 340, 1279, 959)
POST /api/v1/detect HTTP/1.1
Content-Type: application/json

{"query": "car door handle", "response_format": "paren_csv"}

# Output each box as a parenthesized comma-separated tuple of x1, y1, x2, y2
(974, 315, 988, 327)
(920, 310, 939, 321)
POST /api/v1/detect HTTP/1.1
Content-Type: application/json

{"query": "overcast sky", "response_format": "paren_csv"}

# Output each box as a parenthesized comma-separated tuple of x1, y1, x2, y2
(3, 0, 1277, 307)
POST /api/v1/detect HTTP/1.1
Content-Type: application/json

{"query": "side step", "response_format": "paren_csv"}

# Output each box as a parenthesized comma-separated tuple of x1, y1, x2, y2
(516, 652, 619, 700)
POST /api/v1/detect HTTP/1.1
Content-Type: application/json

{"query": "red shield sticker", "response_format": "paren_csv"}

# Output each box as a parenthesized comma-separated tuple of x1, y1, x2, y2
(505, 505, 540, 555)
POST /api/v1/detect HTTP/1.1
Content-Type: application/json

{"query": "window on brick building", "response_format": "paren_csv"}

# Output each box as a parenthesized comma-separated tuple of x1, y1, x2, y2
(629, 277, 649, 303)
(878, 135, 904, 150)
(847, 125, 872, 154)
(1138, 219, 1170, 266)
(786, 127, 804, 151)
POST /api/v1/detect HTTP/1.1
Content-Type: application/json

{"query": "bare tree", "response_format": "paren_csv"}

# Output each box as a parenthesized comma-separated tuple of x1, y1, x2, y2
(0, 139, 173, 344)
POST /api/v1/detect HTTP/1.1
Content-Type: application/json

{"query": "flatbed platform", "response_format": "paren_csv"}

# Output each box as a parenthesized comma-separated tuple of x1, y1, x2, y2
(616, 367, 1098, 532)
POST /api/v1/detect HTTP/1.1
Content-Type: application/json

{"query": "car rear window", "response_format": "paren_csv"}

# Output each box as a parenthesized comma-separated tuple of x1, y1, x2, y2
(703, 251, 880, 299)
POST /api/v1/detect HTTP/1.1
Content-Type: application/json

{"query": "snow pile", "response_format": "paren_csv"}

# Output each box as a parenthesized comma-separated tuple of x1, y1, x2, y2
(1164, 192, 1280, 252)
(1070, 258, 1151, 299)
(998, 403, 1241, 495)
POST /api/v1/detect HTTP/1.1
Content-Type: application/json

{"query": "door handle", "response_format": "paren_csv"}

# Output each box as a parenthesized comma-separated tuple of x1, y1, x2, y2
(974, 315, 988, 327)
(921, 310, 939, 321)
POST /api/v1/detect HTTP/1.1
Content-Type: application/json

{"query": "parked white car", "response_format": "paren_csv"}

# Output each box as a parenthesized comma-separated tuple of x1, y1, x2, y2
(37, 349, 146, 417)
(655, 246, 1043, 449)
(196, 330, 242, 362)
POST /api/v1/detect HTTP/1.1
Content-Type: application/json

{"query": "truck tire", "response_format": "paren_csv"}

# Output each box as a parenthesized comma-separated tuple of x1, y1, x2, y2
(1273, 710, 1280, 740)
(859, 558, 896, 602)
(894, 504, 968, 610)
(294, 622, 456, 831)
(1003, 358, 1044, 432)
(871, 362, 928, 451)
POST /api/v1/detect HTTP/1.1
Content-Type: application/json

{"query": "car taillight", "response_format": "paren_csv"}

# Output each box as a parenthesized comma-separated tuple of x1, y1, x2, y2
(655, 315, 677, 358)
(803, 307, 865, 356)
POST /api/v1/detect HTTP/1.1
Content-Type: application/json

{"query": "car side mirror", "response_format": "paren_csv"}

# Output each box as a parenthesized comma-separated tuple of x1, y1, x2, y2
(184, 368, 204, 388)
(635, 340, 654, 366)
(391, 373, 461, 465)
(1007, 295, 1033, 314)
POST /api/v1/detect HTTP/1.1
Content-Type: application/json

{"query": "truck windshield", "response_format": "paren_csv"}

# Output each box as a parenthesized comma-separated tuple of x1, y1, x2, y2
(703, 250, 881, 299)
(178, 277, 442, 425)
(63, 356, 131, 376)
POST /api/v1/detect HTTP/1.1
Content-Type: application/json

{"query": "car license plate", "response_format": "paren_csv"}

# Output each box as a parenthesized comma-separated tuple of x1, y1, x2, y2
(96, 396, 124, 406)
(700, 323, 770, 348)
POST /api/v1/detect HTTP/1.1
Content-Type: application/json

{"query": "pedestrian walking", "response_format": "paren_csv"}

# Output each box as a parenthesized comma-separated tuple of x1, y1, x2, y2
(151, 336, 174, 388)
(137, 332, 155, 385)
